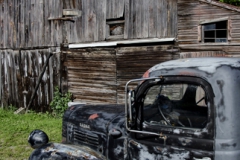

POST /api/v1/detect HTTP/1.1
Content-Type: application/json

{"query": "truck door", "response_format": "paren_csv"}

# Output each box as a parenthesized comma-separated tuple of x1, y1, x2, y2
(127, 77, 214, 160)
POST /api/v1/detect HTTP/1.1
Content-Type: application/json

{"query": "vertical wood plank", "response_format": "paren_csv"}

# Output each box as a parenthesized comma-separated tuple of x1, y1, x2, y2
(8, 1, 13, 48)
(94, 0, 99, 42)
(135, 0, 142, 38)
(142, 0, 149, 38)
(57, 0, 63, 45)
(106, 0, 110, 19)
(162, 0, 167, 37)
(128, 0, 133, 39)
(44, 0, 50, 46)
(3, 0, 8, 48)
(132, 0, 136, 38)
(148, 0, 157, 38)
(82, 0, 88, 41)
(118, 0, 124, 18)
(13, 0, 17, 48)
(0, 1, 3, 48)
(49, 0, 54, 46)
(88, 0, 95, 41)
(124, 0, 129, 39)
(75, 0, 82, 43)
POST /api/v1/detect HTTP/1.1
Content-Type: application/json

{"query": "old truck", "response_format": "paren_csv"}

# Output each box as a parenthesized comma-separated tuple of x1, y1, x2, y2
(28, 57, 240, 160)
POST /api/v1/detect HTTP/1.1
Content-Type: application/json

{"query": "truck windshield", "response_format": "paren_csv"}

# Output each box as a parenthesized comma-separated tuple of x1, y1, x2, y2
(143, 83, 208, 129)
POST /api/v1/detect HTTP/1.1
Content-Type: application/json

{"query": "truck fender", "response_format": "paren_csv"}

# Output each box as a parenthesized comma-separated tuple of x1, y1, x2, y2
(29, 143, 106, 160)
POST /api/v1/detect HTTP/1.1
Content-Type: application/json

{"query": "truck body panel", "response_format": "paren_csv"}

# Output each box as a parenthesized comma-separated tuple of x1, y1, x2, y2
(28, 57, 240, 160)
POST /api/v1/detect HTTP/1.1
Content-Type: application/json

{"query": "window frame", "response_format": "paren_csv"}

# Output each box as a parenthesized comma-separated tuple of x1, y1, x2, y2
(137, 76, 215, 139)
(199, 17, 230, 43)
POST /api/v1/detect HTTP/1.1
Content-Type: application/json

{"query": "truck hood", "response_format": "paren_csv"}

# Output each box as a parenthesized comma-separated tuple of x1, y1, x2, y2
(66, 104, 125, 134)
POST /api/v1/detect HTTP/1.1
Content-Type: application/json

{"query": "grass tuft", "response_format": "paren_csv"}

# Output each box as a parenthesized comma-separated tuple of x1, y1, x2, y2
(0, 108, 62, 160)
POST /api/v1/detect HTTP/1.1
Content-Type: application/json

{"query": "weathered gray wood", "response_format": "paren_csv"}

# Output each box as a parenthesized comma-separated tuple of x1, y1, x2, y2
(0, 48, 61, 110)
(3, 1, 8, 48)
(0, 2, 3, 48)
(178, 0, 240, 46)
(124, 0, 129, 39)
(142, 0, 149, 38)
(98, 0, 106, 41)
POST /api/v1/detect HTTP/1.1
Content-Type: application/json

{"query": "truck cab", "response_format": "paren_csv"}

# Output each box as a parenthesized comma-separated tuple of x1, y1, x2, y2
(28, 57, 240, 160)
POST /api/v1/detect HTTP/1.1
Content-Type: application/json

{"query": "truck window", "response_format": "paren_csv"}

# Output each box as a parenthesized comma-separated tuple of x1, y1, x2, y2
(143, 83, 208, 129)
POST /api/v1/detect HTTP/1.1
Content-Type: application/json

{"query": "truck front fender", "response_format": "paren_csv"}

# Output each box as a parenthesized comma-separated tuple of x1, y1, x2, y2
(29, 143, 106, 160)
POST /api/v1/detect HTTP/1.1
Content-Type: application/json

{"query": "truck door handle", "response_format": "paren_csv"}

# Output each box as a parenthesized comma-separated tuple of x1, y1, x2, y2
(193, 157, 211, 160)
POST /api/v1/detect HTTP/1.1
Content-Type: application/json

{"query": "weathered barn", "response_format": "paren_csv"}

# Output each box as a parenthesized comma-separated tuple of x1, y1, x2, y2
(0, 0, 240, 110)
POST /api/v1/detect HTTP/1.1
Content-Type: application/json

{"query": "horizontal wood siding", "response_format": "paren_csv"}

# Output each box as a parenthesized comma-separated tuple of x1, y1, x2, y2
(178, 0, 240, 45)
(124, 0, 177, 39)
(180, 51, 225, 59)
(116, 45, 179, 103)
(63, 48, 117, 104)
(0, 48, 61, 111)
(0, 0, 63, 49)
(230, 15, 240, 43)
(63, 45, 179, 104)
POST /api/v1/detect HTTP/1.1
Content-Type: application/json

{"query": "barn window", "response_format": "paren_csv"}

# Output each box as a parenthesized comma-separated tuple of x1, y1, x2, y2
(106, 20, 125, 40)
(199, 17, 230, 43)
(202, 21, 227, 43)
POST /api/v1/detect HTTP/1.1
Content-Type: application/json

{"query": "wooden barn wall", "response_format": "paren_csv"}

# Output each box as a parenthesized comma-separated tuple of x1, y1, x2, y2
(64, 0, 177, 43)
(106, 0, 125, 19)
(180, 51, 225, 59)
(63, 0, 107, 43)
(0, 0, 63, 49)
(63, 45, 179, 104)
(116, 45, 179, 103)
(178, 0, 240, 56)
(0, 48, 62, 111)
(124, 0, 177, 39)
(63, 48, 117, 104)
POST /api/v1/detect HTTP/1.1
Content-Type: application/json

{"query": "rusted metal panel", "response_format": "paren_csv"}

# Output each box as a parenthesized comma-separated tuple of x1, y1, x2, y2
(0, 48, 61, 111)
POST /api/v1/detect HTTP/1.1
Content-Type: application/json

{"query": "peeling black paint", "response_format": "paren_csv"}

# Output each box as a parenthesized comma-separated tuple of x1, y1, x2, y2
(29, 57, 240, 160)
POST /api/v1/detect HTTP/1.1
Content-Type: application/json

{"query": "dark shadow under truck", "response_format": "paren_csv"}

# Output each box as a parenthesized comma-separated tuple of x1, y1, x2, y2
(28, 57, 240, 160)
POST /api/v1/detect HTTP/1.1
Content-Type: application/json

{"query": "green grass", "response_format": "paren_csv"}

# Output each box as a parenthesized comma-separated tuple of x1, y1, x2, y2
(0, 108, 62, 160)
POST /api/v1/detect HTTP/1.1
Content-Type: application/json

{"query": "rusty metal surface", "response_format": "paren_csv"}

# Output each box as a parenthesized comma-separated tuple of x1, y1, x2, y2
(29, 57, 240, 160)
(29, 143, 106, 160)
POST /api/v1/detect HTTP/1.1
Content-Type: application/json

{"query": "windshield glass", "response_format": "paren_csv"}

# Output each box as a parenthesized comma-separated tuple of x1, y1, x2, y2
(143, 83, 208, 129)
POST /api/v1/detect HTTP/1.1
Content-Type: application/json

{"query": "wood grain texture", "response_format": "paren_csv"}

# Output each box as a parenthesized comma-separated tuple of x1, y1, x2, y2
(0, 48, 62, 111)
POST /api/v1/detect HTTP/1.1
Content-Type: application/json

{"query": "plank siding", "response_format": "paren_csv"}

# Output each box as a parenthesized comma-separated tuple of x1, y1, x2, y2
(63, 44, 179, 104)
(63, 48, 117, 104)
(0, 48, 61, 111)
(66, 0, 177, 43)
(178, 0, 240, 45)
(116, 45, 179, 103)
(0, 0, 63, 49)
(124, 0, 177, 40)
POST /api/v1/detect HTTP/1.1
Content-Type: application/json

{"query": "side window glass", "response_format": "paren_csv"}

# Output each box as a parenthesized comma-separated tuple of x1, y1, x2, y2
(143, 83, 208, 129)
